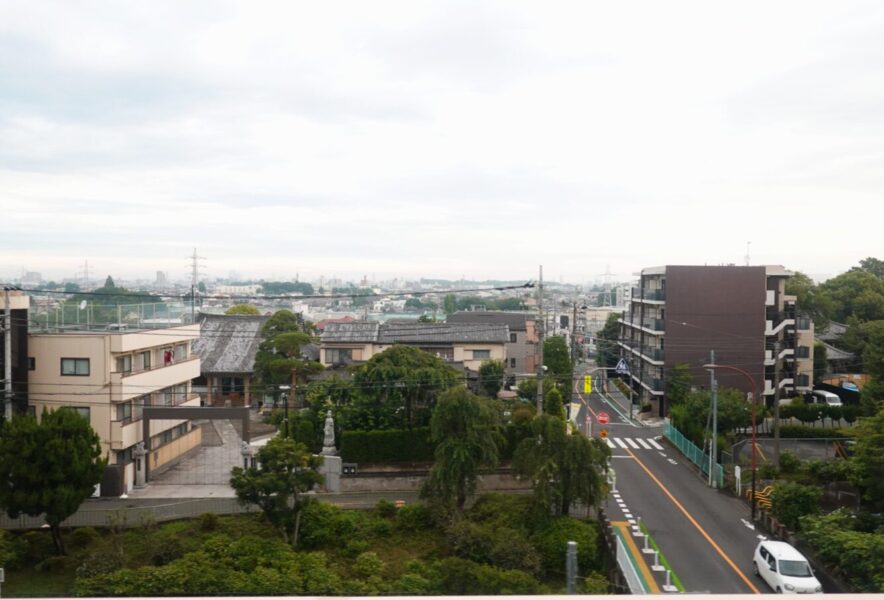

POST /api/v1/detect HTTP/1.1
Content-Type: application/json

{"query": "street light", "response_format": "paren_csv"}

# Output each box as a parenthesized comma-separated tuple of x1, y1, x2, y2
(702, 362, 759, 521)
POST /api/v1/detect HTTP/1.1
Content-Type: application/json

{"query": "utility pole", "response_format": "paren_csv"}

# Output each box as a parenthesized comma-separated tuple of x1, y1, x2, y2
(536, 265, 544, 415)
(709, 350, 718, 488)
(3, 286, 12, 422)
(773, 339, 781, 466)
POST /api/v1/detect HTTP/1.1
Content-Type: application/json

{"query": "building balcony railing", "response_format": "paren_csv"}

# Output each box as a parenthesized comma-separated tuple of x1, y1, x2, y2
(641, 318, 665, 332)
(631, 287, 666, 303)
(110, 356, 201, 402)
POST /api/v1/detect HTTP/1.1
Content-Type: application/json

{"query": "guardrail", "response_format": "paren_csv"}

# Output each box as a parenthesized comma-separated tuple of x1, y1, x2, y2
(664, 422, 723, 488)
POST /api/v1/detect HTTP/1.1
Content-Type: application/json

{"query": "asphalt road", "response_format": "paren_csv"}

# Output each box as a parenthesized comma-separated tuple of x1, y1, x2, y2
(573, 361, 768, 594)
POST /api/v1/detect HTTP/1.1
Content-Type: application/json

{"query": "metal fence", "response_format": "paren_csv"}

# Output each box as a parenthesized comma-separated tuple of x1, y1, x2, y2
(0, 498, 253, 530)
(664, 422, 723, 488)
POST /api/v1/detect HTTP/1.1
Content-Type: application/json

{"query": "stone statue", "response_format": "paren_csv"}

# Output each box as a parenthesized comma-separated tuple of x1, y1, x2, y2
(321, 409, 337, 455)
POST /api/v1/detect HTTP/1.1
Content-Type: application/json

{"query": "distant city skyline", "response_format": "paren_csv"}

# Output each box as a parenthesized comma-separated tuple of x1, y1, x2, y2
(2, 2, 882, 286)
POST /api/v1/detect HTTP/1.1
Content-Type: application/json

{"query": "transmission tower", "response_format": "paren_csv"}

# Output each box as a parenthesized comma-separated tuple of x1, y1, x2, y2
(598, 265, 618, 307)
(77, 259, 92, 288)
(186, 248, 207, 287)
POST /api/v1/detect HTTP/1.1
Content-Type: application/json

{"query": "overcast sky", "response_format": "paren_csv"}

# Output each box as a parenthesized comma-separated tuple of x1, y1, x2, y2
(1, 1, 882, 285)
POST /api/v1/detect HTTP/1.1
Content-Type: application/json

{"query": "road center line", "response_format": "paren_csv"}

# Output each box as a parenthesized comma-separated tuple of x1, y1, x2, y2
(625, 448, 761, 594)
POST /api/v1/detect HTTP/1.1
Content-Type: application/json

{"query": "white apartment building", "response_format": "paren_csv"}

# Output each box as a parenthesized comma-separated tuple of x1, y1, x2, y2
(28, 325, 202, 495)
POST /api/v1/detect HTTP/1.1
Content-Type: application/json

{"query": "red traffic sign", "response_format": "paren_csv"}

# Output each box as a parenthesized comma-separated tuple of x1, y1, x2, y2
(597, 412, 610, 425)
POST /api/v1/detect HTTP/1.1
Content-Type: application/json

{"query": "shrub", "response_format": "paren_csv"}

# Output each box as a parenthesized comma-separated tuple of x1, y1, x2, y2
(758, 463, 779, 480)
(770, 483, 821, 531)
(340, 427, 435, 463)
(69, 527, 99, 549)
(21, 530, 54, 561)
(446, 518, 540, 575)
(467, 493, 533, 532)
(805, 459, 853, 484)
(353, 551, 385, 579)
(533, 517, 600, 577)
(801, 509, 884, 592)
(75, 548, 124, 579)
(428, 557, 543, 595)
(778, 424, 849, 438)
(0, 530, 27, 568)
(778, 450, 802, 474)
(395, 503, 433, 531)
(36, 555, 69, 573)
(343, 539, 370, 558)
(375, 499, 397, 518)
(198, 512, 220, 531)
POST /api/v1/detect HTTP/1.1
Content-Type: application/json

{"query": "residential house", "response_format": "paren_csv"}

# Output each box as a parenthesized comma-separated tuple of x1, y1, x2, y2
(28, 324, 201, 495)
(191, 314, 268, 406)
(444, 311, 536, 377)
(619, 265, 813, 416)
(320, 321, 508, 373)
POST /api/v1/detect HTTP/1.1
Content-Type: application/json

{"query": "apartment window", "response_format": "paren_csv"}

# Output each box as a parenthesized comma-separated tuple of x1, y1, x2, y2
(116, 355, 132, 374)
(61, 357, 90, 376)
(509, 333, 517, 343)
(135, 350, 151, 371)
(472, 350, 491, 360)
(510, 358, 516, 368)
(159, 387, 173, 406)
(797, 346, 811, 359)
(797, 317, 811, 331)
(28, 357, 35, 370)
(116, 447, 133, 465)
(796, 374, 810, 387)
(116, 402, 132, 423)
(133, 395, 147, 420)
(174, 343, 187, 361)
(66, 406, 90, 421)
(326, 348, 353, 364)
(162, 347, 173, 365)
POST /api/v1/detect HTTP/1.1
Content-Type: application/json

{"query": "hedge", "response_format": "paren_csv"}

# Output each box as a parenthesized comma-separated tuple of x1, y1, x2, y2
(340, 428, 435, 463)
(776, 425, 850, 439)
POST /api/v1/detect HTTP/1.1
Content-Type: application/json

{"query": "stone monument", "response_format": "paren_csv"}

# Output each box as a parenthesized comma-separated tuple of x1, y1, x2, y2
(318, 409, 342, 492)
(321, 410, 337, 456)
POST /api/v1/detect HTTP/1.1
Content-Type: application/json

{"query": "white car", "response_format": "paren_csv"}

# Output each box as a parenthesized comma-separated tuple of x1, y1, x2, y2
(753, 541, 823, 594)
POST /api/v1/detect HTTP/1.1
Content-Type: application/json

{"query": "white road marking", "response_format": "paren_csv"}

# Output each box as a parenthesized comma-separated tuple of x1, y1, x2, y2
(615, 438, 629, 449)
(624, 513, 633, 519)
(636, 438, 652, 449)
(648, 438, 664, 450)
(625, 438, 640, 449)
(741, 519, 756, 530)
(627, 519, 636, 524)
(605, 439, 616, 449)
(667, 458, 678, 465)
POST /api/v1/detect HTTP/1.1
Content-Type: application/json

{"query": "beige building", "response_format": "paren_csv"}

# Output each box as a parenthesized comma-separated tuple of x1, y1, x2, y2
(320, 321, 508, 373)
(28, 325, 202, 495)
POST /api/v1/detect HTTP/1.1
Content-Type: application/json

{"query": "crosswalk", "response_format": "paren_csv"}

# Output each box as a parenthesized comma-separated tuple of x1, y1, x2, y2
(603, 437, 664, 451)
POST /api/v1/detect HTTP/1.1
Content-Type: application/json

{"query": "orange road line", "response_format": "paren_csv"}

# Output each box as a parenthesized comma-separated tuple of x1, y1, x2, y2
(610, 520, 661, 593)
(625, 448, 761, 594)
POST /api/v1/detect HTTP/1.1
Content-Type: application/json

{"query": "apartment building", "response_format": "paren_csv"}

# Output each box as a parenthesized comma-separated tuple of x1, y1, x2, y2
(1, 289, 29, 419)
(320, 321, 508, 373)
(619, 265, 813, 416)
(28, 324, 201, 495)
(445, 311, 536, 376)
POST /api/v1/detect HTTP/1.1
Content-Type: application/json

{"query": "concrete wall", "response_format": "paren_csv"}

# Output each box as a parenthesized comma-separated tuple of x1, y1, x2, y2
(339, 470, 531, 493)
(150, 426, 202, 473)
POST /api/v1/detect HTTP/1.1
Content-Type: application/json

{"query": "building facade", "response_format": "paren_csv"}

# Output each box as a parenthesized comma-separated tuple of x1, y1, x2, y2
(191, 314, 268, 406)
(1, 289, 29, 419)
(619, 265, 813, 416)
(444, 311, 536, 376)
(28, 324, 202, 495)
(320, 321, 508, 373)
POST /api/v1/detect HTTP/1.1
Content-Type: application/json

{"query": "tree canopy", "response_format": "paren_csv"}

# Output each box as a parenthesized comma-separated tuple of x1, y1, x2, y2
(0, 409, 105, 553)
(229, 437, 323, 547)
(478, 360, 505, 397)
(543, 336, 572, 388)
(225, 304, 261, 315)
(422, 387, 502, 511)
(595, 313, 621, 369)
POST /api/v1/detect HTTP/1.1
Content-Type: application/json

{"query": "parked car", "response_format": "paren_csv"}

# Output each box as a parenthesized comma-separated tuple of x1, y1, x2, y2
(753, 541, 823, 593)
(811, 390, 842, 407)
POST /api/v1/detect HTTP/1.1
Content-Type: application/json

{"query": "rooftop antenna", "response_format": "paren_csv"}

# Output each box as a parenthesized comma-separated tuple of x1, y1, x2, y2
(745, 241, 751, 267)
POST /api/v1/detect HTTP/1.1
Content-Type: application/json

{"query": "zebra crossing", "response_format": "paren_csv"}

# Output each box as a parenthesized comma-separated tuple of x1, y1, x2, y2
(604, 436, 664, 451)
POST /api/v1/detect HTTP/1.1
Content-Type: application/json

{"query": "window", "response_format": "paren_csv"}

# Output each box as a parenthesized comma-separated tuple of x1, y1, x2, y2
(797, 346, 810, 359)
(66, 406, 90, 421)
(472, 349, 491, 360)
(116, 447, 133, 465)
(796, 374, 810, 387)
(61, 357, 90, 376)
(174, 343, 187, 361)
(116, 402, 132, 423)
(28, 357, 35, 370)
(509, 333, 517, 343)
(326, 348, 353, 364)
(136, 350, 151, 371)
(133, 395, 147, 420)
(115, 355, 132, 374)
(510, 358, 516, 368)
(162, 347, 173, 365)
(797, 317, 811, 330)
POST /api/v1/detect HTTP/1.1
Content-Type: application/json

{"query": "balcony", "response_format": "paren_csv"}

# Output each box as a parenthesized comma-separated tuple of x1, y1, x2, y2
(110, 356, 201, 401)
(764, 347, 795, 366)
(641, 318, 665, 332)
(632, 287, 666, 303)
(632, 372, 664, 396)
(110, 418, 141, 450)
(765, 318, 795, 337)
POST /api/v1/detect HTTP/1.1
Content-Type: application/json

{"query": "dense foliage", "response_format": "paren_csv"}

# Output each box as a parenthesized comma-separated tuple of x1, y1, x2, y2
(225, 303, 260, 315)
(340, 427, 435, 463)
(800, 509, 884, 592)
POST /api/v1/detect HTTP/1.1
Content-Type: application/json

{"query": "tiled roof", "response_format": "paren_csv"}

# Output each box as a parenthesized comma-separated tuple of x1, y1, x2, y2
(321, 321, 509, 344)
(192, 314, 268, 374)
(446, 311, 531, 332)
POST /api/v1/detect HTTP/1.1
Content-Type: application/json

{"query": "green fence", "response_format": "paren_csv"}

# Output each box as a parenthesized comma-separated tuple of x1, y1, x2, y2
(664, 422, 723, 488)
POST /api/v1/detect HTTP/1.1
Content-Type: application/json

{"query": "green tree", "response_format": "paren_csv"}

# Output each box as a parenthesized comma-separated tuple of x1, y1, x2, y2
(226, 304, 261, 315)
(197, 281, 207, 294)
(786, 271, 832, 330)
(813, 341, 828, 382)
(543, 336, 572, 388)
(104, 275, 115, 288)
(512, 415, 610, 516)
(229, 437, 323, 547)
(818, 269, 884, 322)
(63, 282, 80, 293)
(478, 360, 505, 397)
(543, 386, 565, 419)
(848, 408, 884, 510)
(595, 313, 621, 369)
(0, 409, 105, 554)
(666, 363, 693, 405)
(851, 256, 884, 279)
(443, 294, 457, 314)
(770, 483, 822, 531)
(351, 346, 460, 429)
(421, 388, 502, 511)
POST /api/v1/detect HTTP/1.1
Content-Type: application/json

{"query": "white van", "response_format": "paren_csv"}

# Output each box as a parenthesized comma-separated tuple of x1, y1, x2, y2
(754, 541, 823, 593)
(812, 390, 842, 407)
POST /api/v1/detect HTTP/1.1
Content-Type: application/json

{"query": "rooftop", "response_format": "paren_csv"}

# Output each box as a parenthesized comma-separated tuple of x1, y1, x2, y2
(445, 311, 532, 332)
(192, 314, 268, 374)
(322, 321, 509, 344)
